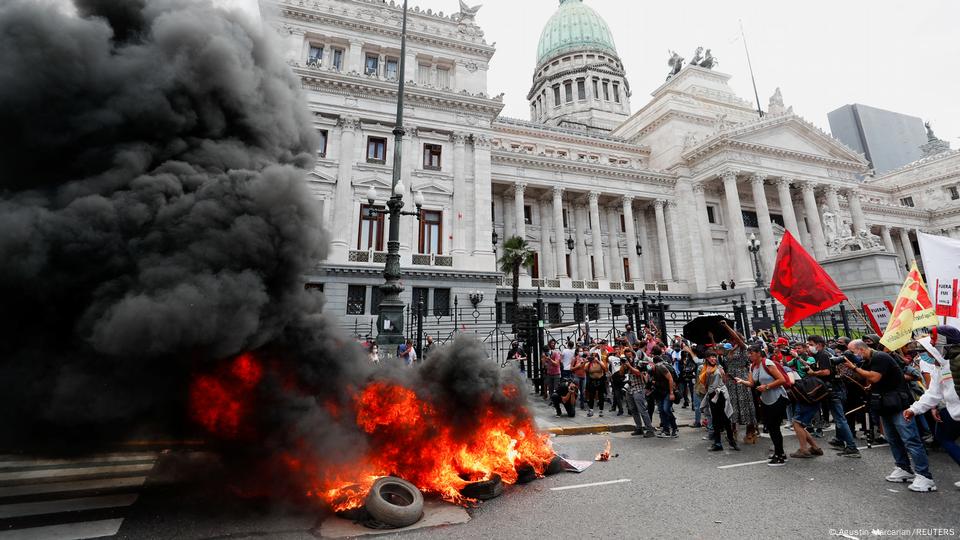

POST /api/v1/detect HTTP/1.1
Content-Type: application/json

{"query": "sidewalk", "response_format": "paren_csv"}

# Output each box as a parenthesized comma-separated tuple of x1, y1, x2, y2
(530, 391, 699, 435)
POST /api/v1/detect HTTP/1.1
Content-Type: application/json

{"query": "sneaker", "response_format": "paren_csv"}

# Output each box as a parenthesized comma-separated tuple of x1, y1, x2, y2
(598, 410, 604, 417)
(907, 475, 937, 492)
(587, 409, 594, 418)
(809, 447, 824, 457)
(631, 430, 644, 436)
(837, 447, 862, 458)
(669, 430, 679, 438)
(708, 444, 723, 452)
(643, 429, 656, 438)
(827, 438, 845, 448)
(768, 455, 786, 467)
(885, 467, 915, 483)
(790, 449, 814, 459)
(874, 436, 888, 445)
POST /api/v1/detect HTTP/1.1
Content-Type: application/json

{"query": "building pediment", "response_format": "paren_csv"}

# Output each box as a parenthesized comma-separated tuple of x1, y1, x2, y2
(351, 176, 393, 190)
(411, 179, 453, 196)
(307, 171, 337, 184)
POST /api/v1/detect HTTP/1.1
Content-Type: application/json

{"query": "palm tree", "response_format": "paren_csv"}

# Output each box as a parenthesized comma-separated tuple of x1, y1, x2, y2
(498, 235, 535, 309)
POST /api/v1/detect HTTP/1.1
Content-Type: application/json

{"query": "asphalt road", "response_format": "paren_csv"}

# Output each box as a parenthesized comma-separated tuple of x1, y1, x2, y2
(2, 428, 958, 540)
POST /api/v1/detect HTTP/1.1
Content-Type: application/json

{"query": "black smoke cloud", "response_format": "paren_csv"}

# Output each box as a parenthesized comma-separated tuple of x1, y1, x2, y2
(0, 0, 535, 476)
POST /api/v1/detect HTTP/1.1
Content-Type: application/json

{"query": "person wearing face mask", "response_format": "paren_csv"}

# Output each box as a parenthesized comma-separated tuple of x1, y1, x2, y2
(904, 349, 960, 490)
(806, 335, 861, 458)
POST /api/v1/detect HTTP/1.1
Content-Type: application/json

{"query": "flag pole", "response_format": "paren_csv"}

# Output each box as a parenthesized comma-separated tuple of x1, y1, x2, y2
(844, 299, 874, 333)
(740, 19, 763, 119)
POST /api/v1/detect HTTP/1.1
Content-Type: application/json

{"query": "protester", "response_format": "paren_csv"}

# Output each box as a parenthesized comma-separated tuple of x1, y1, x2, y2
(735, 344, 790, 466)
(651, 347, 678, 438)
(367, 343, 381, 364)
(624, 324, 638, 347)
(506, 341, 526, 372)
(904, 349, 960, 490)
(806, 335, 861, 458)
(543, 348, 562, 403)
(422, 335, 434, 361)
(560, 340, 576, 378)
(584, 352, 608, 418)
(720, 325, 759, 444)
(847, 340, 936, 492)
(700, 349, 739, 452)
(611, 360, 627, 416)
(571, 350, 588, 410)
(623, 350, 656, 437)
(551, 379, 578, 418)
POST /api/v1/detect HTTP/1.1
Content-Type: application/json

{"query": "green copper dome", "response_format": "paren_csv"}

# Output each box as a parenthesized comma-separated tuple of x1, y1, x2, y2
(536, 0, 618, 67)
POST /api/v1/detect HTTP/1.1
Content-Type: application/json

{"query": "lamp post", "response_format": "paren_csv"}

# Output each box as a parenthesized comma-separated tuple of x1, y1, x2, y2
(372, 0, 417, 352)
(747, 232, 763, 288)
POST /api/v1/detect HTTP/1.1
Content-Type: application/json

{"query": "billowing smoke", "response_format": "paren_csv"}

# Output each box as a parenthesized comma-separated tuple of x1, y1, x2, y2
(0, 1, 544, 502)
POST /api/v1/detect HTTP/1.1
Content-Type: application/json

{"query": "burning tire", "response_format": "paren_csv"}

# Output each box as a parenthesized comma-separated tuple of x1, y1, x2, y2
(515, 464, 537, 484)
(459, 473, 503, 500)
(364, 477, 424, 528)
(544, 455, 564, 476)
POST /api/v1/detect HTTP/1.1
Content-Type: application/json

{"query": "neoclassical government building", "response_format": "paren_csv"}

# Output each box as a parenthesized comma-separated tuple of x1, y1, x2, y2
(263, 0, 960, 328)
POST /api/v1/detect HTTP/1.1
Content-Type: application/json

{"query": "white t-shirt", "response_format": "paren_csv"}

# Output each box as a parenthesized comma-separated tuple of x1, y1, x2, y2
(607, 354, 621, 372)
(560, 348, 575, 371)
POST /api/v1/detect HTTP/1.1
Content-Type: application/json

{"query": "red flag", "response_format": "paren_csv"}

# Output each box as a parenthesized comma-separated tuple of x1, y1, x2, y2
(769, 231, 847, 328)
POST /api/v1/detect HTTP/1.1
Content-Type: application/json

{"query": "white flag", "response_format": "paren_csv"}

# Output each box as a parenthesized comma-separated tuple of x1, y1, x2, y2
(917, 232, 960, 324)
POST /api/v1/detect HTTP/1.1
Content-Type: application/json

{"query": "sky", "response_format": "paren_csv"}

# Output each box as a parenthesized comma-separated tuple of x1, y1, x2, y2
(231, 0, 960, 146)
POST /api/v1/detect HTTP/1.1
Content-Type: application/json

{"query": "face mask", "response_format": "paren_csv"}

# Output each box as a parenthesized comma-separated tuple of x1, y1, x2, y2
(808, 345, 818, 354)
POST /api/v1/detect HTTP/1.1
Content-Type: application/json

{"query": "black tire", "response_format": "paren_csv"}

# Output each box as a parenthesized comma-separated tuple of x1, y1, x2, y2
(364, 476, 424, 528)
(515, 464, 537, 484)
(459, 473, 503, 500)
(544, 455, 564, 476)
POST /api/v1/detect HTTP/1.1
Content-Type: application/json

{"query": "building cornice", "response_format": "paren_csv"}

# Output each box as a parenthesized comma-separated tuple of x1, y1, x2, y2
(527, 62, 629, 101)
(491, 150, 675, 186)
(494, 121, 648, 155)
(317, 264, 502, 281)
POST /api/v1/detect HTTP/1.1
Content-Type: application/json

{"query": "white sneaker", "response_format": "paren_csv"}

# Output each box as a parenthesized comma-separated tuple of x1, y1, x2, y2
(885, 467, 915, 483)
(907, 475, 937, 492)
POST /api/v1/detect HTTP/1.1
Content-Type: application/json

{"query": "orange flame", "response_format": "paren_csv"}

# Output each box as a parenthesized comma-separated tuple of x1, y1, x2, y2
(595, 439, 611, 462)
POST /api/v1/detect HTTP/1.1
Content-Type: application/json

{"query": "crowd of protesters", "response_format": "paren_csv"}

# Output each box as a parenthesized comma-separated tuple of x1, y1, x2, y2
(536, 320, 960, 492)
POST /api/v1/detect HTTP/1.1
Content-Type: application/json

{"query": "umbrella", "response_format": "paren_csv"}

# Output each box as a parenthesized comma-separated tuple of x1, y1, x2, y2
(682, 315, 736, 346)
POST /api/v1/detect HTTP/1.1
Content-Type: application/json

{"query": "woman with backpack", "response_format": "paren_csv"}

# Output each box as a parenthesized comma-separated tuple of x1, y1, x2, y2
(734, 344, 791, 466)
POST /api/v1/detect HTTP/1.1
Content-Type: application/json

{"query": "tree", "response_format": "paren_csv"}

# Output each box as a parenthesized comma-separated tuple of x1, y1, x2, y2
(497, 235, 535, 309)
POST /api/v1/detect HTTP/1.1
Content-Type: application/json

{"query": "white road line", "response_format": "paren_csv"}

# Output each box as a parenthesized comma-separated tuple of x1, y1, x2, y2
(550, 478, 631, 491)
(0, 454, 156, 469)
(0, 494, 139, 519)
(0, 476, 147, 498)
(0, 518, 124, 540)
(717, 460, 769, 469)
(0, 463, 154, 482)
(857, 444, 889, 450)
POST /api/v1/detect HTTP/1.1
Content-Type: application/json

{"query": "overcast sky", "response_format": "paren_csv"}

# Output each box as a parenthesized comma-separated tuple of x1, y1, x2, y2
(234, 0, 959, 147)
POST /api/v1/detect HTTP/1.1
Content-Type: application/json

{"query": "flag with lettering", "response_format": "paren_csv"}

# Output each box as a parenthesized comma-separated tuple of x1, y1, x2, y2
(769, 231, 847, 328)
(880, 261, 939, 351)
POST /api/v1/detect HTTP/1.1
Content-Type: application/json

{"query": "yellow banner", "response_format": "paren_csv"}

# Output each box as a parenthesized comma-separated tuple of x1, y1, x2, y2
(880, 261, 938, 351)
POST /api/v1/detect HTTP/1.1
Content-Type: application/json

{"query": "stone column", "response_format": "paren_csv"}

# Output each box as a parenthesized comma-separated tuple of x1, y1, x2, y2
(400, 127, 418, 258)
(552, 187, 567, 278)
(666, 200, 687, 282)
(653, 199, 673, 281)
(825, 185, 841, 217)
(347, 39, 363, 73)
(574, 203, 590, 280)
(451, 133, 468, 255)
(472, 135, 493, 258)
(750, 173, 776, 278)
(622, 195, 640, 283)
(501, 193, 514, 248)
(606, 205, 622, 282)
(513, 182, 526, 239)
(721, 170, 753, 282)
(899, 228, 916, 266)
(775, 178, 802, 243)
(588, 192, 606, 280)
(330, 116, 359, 258)
(678, 182, 707, 291)
(539, 200, 553, 279)
(801, 182, 828, 259)
(880, 225, 896, 254)
(692, 182, 715, 288)
(846, 188, 867, 234)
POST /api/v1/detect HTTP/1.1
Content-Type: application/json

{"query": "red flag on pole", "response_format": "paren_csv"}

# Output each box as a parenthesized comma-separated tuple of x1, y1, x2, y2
(769, 231, 847, 328)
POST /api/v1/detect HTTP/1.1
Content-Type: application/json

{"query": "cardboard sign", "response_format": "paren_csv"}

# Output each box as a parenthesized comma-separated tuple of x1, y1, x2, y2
(935, 278, 959, 318)
(863, 301, 893, 335)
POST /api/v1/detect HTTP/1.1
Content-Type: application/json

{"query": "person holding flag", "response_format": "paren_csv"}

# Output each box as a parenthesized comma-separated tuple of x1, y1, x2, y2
(880, 261, 939, 352)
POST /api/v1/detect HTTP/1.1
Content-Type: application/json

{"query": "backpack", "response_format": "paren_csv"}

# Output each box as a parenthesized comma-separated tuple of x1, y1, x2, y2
(682, 357, 697, 380)
(788, 376, 830, 404)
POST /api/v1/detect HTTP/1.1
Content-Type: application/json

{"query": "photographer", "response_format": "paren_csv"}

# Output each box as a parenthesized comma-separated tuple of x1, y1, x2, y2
(846, 340, 936, 492)
(623, 351, 656, 437)
(551, 379, 579, 418)
(904, 351, 960, 490)
(807, 335, 861, 458)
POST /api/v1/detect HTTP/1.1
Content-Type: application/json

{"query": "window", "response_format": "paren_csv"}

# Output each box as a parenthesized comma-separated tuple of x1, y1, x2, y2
(419, 210, 442, 254)
(602, 81, 610, 101)
(346, 285, 366, 315)
(770, 214, 785, 228)
(531, 253, 540, 279)
(418, 63, 431, 84)
(523, 205, 532, 225)
(619, 213, 626, 232)
(949, 186, 959, 200)
(307, 44, 322, 67)
(331, 48, 344, 71)
(592, 78, 599, 98)
(564, 81, 573, 103)
(566, 254, 572, 276)
(741, 210, 759, 228)
(358, 204, 385, 251)
(317, 129, 328, 158)
(412, 287, 429, 311)
(304, 282, 324, 292)
(548, 303, 561, 324)
(385, 58, 399, 81)
(613, 84, 621, 103)
(706, 205, 717, 224)
(366, 137, 387, 163)
(370, 285, 382, 316)
(899, 196, 915, 208)
(423, 143, 442, 170)
(433, 288, 451, 316)
(437, 67, 450, 88)
(562, 208, 568, 228)
(364, 54, 379, 75)
(577, 79, 586, 100)
(623, 258, 631, 282)
(553, 85, 561, 106)
(587, 303, 600, 321)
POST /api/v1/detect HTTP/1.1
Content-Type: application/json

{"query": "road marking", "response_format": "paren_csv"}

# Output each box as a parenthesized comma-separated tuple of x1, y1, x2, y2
(0, 494, 139, 519)
(0, 454, 156, 469)
(550, 478, 631, 491)
(0, 518, 124, 540)
(0, 476, 147, 498)
(717, 460, 769, 469)
(856, 444, 888, 450)
(0, 463, 154, 482)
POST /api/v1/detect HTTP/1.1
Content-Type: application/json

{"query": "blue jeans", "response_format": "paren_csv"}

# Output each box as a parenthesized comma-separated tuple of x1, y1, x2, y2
(657, 394, 677, 432)
(829, 392, 857, 450)
(934, 410, 960, 467)
(692, 390, 703, 427)
(576, 376, 586, 408)
(879, 412, 932, 479)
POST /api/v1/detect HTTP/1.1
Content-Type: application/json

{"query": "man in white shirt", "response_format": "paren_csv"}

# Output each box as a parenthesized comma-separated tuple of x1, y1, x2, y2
(904, 355, 959, 489)
(560, 341, 575, 378)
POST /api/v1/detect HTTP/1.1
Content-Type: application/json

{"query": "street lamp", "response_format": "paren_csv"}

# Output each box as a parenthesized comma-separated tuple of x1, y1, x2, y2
(747, 232, 763, 288)
(373, 0, 416, 352)
(566, 234, 575, 252)
(635, 242, 643, 257)
(468, 290, 484, 308)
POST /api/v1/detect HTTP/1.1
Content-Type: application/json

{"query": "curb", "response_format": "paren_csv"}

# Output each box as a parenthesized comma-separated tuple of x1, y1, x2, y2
(544, 424, 636, 436)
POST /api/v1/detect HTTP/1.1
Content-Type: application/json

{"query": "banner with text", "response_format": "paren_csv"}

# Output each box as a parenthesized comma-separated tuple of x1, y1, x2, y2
(917, 232, 960, 325)
(863, 301, 894, 336)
